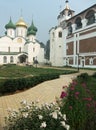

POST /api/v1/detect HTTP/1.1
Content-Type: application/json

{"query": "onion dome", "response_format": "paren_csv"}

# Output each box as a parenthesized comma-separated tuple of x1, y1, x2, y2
(28, 20, 38, 32)
(16, 17, 27, 28)
(27, 20, 38, 36)
(27, 29, 36, 36)
(5, 17, 16, 29)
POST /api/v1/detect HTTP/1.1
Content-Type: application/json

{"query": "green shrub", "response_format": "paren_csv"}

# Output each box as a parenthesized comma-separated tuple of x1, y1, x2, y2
(77, 73, 89, 82)
(5, 101, 70, 130)
(60, 77, 96, 130)
(92, 72, 96, 78)
(0, 74, 59, 95)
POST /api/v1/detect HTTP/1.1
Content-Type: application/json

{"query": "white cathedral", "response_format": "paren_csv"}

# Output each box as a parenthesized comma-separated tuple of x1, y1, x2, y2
(50, 1, 96, 68)
(0, 17, 45, 65)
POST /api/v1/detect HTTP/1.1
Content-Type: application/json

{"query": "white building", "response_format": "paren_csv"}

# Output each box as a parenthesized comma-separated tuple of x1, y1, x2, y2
(50, 0, 96, 68)
(0, 17, 45, 65)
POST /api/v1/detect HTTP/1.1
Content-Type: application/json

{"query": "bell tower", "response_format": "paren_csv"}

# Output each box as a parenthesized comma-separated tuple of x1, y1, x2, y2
(57, 0, 75, 25)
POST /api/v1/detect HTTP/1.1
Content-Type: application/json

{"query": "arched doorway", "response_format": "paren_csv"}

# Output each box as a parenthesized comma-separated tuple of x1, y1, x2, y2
(18, 54, 28, 63)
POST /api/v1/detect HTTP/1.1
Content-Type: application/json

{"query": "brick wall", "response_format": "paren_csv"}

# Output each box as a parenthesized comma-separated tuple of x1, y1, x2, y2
(67, 42, 74, 55)
(79, 37, 96, 53)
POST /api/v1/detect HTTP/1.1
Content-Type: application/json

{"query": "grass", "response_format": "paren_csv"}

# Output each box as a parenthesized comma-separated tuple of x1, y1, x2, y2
(0, 64, 77, 91)
(0, 64, 77, 78)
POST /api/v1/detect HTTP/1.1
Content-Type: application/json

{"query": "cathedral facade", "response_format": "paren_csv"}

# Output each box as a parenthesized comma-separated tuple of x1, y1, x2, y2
(0, 17, 45, 65)
(50, 1, 96, 68)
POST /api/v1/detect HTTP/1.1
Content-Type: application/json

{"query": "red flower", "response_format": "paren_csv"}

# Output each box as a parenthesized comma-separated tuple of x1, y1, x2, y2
(60, 91, 67, 99)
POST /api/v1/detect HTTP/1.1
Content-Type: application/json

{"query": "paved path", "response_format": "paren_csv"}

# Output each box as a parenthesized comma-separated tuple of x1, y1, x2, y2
(0, 69, 95, 129)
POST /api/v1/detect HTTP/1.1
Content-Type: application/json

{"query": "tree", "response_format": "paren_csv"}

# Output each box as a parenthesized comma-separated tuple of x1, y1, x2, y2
(45, 40, 50, 60)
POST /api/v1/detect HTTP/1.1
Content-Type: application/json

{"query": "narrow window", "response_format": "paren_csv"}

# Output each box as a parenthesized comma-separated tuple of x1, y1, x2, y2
(33, 48, 35, 52)
(10, 56, 14, 63)
(8, 47, 10, 52)
(19, 47, 21, 52)
(3, 56, 7, 63)
(58, 31, 62, 38)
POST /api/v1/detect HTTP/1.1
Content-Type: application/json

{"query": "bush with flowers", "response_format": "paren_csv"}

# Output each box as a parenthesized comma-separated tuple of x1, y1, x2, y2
(5, 100, 70, 130)
(60, 73, 96, 130)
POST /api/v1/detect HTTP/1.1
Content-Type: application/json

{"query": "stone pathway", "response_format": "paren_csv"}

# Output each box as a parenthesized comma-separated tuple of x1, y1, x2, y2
(0, 69, 95, 129)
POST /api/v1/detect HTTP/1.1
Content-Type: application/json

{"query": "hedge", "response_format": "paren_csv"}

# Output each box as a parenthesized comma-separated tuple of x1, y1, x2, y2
(0, 73, 59, 95)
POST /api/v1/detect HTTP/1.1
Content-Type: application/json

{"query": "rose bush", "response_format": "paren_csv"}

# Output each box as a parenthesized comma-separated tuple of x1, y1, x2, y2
(60, 74, 96, 130)
(5, 100, 70, 130)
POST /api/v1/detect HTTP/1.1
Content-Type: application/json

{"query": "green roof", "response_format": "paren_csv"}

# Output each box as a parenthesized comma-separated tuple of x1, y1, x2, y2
(0, 52, 28, 55)
(28, 20, 37, 32)
(27, 29, 36, 36)
(27, 20, 38, 36)
(5, 17, 16, 29)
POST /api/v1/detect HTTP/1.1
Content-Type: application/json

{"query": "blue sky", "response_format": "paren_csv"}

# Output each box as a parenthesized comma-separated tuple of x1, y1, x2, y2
(0, 0, 95, 44)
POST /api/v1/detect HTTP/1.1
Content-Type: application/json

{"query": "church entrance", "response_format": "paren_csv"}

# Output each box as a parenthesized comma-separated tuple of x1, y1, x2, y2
(18, 54, 28, 64)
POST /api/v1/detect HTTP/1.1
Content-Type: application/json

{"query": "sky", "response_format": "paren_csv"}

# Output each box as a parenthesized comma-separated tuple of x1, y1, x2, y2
(0, 0, 95, 44)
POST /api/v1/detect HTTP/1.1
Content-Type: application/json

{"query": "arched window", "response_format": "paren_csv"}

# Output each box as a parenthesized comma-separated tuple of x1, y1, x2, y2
(58, 31, 62, 38)
(10, 56, 14, 63)
(67, 22, 72, 36)
(10, 30, 12, 35)
(33, 48, 35, 52)
(17, 38, 22, 43)
(89, 58, 93, 65)
(19, 47, 21, 52)
(75, 17, 82, 29)
(85, 10, 95, 25)
(3, 56, 7, 63)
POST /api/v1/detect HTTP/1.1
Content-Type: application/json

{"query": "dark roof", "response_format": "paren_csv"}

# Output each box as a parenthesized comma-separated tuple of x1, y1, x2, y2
(5, 18, 16, 29)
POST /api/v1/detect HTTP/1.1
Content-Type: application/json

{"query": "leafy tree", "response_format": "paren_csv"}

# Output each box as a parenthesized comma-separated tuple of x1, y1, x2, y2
(45, 40, 50, 60)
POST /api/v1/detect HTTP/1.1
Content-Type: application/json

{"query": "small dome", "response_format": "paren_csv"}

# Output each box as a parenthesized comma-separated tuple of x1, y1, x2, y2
(27, 20, 37, 36)
(27, 29, 36, 36)
(16, 17, 27, 28)
(5, 18, 16, 29)
(28, 20, 38, 32)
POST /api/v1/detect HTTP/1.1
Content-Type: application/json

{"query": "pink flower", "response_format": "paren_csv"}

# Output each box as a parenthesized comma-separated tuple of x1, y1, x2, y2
(82, 83, 86, 88)
(83, 97, 92, 101)
(60, 91, 67, 99)
(86, 103, 91, 108)
(70, 86, 75, 90)
(72, 80, 77, 86)
(75, 92, 80, 95)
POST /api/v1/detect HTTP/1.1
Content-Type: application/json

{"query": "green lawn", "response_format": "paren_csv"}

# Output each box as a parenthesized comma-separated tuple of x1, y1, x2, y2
(0, 64, 77, 95)
(0, 64, 77, 78)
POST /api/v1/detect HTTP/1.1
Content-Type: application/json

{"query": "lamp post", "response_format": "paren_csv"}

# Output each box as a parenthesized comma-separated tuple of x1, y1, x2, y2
(77, 53, 79, 72)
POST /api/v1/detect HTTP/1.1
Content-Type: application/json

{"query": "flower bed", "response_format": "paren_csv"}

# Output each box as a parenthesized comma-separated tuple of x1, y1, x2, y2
(5, 100, 70, 130)
(60, 73, 96, 130)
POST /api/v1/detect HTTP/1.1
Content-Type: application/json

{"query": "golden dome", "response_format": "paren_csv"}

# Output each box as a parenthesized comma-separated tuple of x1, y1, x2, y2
(16, 17, 27, 28)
